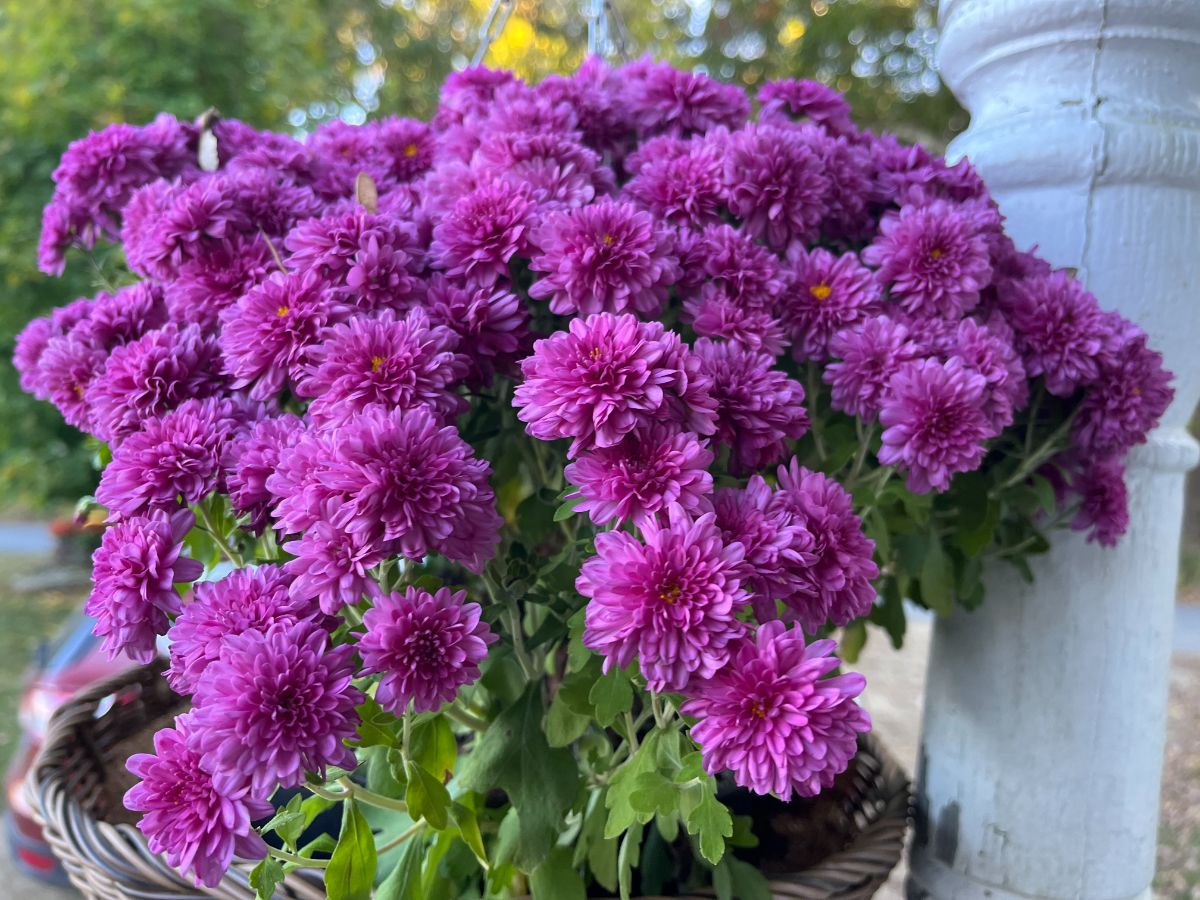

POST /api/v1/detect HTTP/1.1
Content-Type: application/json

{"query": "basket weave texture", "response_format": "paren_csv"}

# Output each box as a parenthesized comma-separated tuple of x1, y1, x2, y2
(27, 662, 909, 900)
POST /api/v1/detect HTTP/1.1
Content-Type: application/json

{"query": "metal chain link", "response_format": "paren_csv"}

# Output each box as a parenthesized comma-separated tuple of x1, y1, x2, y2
(472, 0, 517, 67)
(472, 0, 631, 67)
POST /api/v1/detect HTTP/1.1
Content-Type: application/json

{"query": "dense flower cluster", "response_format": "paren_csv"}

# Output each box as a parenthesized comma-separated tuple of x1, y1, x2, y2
(18, 57, 1171, 890)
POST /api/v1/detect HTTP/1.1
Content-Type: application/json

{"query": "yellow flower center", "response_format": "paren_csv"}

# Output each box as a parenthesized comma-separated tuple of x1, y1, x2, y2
(810, 282, 832, 302)
(371, 355, 386, 373)
(1132, 386, 1142, 396)
(658, 583, 682, 604)
(749, 700, 767, 719)
(404, 143, 419, 158)
(590, 346, 603, 361)
(602, 233, 615, 246)
(73, 384, 85, 399)
(930, 247, 944, 259)
(276, 305, 290, 318)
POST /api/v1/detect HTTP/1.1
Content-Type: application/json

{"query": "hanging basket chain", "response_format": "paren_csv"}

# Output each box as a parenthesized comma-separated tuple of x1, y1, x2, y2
(472, 0, 517, 67)
(473, 0, 631, 67)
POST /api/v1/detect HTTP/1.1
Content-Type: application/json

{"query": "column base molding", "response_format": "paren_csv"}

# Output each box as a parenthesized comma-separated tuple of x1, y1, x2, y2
(908, 854, 1154, 900)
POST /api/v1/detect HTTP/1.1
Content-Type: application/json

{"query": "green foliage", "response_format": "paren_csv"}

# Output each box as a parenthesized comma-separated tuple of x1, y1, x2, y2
(325, 798, 377, 900)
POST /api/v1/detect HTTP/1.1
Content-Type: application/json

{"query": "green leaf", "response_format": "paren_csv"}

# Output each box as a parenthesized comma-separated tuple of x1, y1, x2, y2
(1030, 472, 1058, 515)
(627, 771, 676, 816)
(839, 619, 867, 664)
(729, 814, 759, 849)
(457, 686, 580, 871)
(530, 846, 586, 900)
(716, 856, 772, 900)
(588, 666, 633, 727)
(554, 498, 582, 522)
(920, 532, 954, 615)
(545, 689, 590, 747)
(324, 798, 377, 900)
(868, 578, 907, 649)
(617, 823, 644, 900)
(405, 761, 451, 830)
(261, 793, 305, 851)
(605, 733, 662, 838)
(409, 715, 456, 782)
(249, 857, 285, 900)
(449, 801, 488, 869)
(674, 750, 708, 784)
(584, 797, 619, 892)
(566, 607, 591, 673)
(365, 746, 407, 797)
(685, 788, 732, 866)
(375, 834, 424, 900)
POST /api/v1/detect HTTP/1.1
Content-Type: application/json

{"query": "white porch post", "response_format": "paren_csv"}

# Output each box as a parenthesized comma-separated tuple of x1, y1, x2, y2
(909, 2, 1200, 899)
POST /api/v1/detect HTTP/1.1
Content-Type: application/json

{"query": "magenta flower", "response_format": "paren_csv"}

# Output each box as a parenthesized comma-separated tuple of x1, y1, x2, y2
(825, 316, 921, 419)
(359, 587, 496, 714)
(224, 414, 305, 532)
(282, 522, 389, 615)
(682, 622, 871, 799)
(86, 510, 203, 664)
(378, 117, 436, 182)
(689, 223, 790, 310)
(529, 199, 680, 317)
(34, 334, 107, 431)
(1070, 457, 1130, 547)
(130, 175, 251, 280)
(165, 237, 276, 328)
(951, 318, 1028, 430)
(622, 139, 726, 227)
(297, 308, 466, 426)
(578, 507, 748, 692)
(430, 178, 535, 285)
(191, 620, 362, 797)
(878, 358, 996, 493)
(514, 313, 717, 456)
(863, 200, 993, 319)
(166, 565, 317, 695)
(1073, 329, 1173, 457)
(474, 131, 609, 208)
(683, 285, 788, 357)
(724, 124, 831, 249)
(626, 60, 750, 138)
(13, 315, 59, 396)
(84, 282, 168, 350)
(125, 714, 271, 888)
(784, 247, 882, 362)
(564, 425, 714, 529)
(424, 275, 530, 386)
(220, 270, 341, 400)
(694, 338, 809, 474)
(757, 79, 854, 134)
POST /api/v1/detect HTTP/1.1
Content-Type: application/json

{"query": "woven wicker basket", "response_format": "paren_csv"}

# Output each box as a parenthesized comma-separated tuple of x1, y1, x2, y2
(27, 662, 909, 900)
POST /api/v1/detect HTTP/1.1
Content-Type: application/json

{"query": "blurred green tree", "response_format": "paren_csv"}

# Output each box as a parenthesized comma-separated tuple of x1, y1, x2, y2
(0, 0, 961, 510)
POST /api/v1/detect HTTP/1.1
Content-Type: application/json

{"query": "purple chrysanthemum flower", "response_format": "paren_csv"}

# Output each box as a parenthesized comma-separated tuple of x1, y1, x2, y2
(878, 358, 996, 494)
(130, 175, 252, 281)
(190, 620, 362, 797)
(514, 313, 717, 456)
(220, 270, 341, 400)
(165, 236, 277, 328)
(270, 406, 501, 572)
(297, 308, 466, 426)
(96, 398, 240, 518)
(125, 714, 271, 888)
(1073, 329, 1173, 457)
(825, 316, 922, 419)
(224, 414, 304, 532)
(564, 425, 714, 529)
(282, 522, 389, 615)
(773, 460, 879, 631)
(757, 79, 855, 134)
(430, 178, 535, 285)
(863, 200, 993, 319)
(166, 565, 317, 695)
(688, 223, 790, 310)
(536, 57, 633, 157)
(86, 510, 203, 664)
(1070, 457, 1130, 547)
(784, 247, 882, 362)
(13, 316, 58, 396)
(997, 270, 1113, 397)
(683, 285, 788, 357)
(528, 199, 680, 317)
(622, 139, 726, 227)
(694, 338, 809, 474)
(579, 506, 748, 692)
(359, 587, 496, 714)
(424, 275, 530, 386)
(950, 318, 1028, 430)
(35, 334, 107, 430)
(682, 622, 870, 799)
(86, 323, 227, 445)
(82, 283, 168, 350)
(724, 123, 831, 249)
(435, 66, 520, 128)
(626, 59, 750, 138)
(378, 117, 437, 182)
(474, 131, 609, 208)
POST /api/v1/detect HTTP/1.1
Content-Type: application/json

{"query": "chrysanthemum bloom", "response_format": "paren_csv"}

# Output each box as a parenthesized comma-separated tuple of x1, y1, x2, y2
(359, 587, 496, 714)
(480, 79, 581, 135)
(131, 175, 253, 281)
(997, 269, 1113, 397)
(86, 509, 203, 663)
(711, 477, 818, 622)
(578, 507, 748, 692)
(867, 134, 987, 207)
(683, 285, 788, 358)
(1073, 329, 1174, 458)
(296, 308, 466, 426)
(514, 313, 717, 456)
(694, 338, 809, 474)
(626, 60, 750, 138)
(271, 406, 501, 572)
(816, 136, 875, 243)
(220, 270, 341, 400)
(83, 282, 168, 350)
(96, 398, 240, 518)
(13, 316, 59, 396)
(950, 318, 1028, 430)
(166, 565, 317, 695)
(565, 425, 714, 529)
(224, 414, 305, 532)
(435, 65, 520, 128)
(1070, 457, 1130, 547)
(222, 168, 322, 238)
(284, 211, 425, 312)
(190, 620, 362, 797)
(757, 79, 855, 134)
(165, 236, 276, 328)
(306, 119, 392, 199)
(125, 714, 271, 888)
(622, 140, 726, 227)
(878, 358, 996, 494)
(724, 123, 831, 249)
(378, 116, 437, 182)
(424, 274, 530, 386)
(282, 522, 389, 615)
(528, 199, 680, 317)
(86, 323, 227, 444)
(689, 223, 790, 310)
(681, 622, 871, 799)
(773, 460, 879, 631)
(825, 316, 921, 419)
(430, 178, 535, 285)
(474, 131, 610, 208)
(35, 334, 107, 430)
(220, 121, 313, 183)
(863, 199, 993, 319)
(784, 247, 882, 362)
(536, 56, 633, 157)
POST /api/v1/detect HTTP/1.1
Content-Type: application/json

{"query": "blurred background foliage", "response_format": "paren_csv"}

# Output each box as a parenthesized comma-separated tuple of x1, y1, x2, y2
(0, 0, 961, 512)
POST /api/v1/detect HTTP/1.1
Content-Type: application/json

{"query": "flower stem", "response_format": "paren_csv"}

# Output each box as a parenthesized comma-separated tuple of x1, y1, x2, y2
(377, 821, 426, 855)
(268, 847, 331, 869)
(806, 363, 827, 462)
(194, 501, 243, 566)
(305, 782, 348, 801)
(445, 705, 489, 732)
(484, 571, 538, 680)
(338, 777, 409, 813)
(623, 710, 640, 754)
(848, 421, 877, 485)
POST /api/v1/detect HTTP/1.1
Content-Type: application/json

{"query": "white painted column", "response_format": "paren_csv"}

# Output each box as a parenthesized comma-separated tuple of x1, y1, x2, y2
(909, 2, 1200, 899)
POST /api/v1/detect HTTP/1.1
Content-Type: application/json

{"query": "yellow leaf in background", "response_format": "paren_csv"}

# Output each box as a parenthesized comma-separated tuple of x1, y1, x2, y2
(779, 16, 806, 46)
